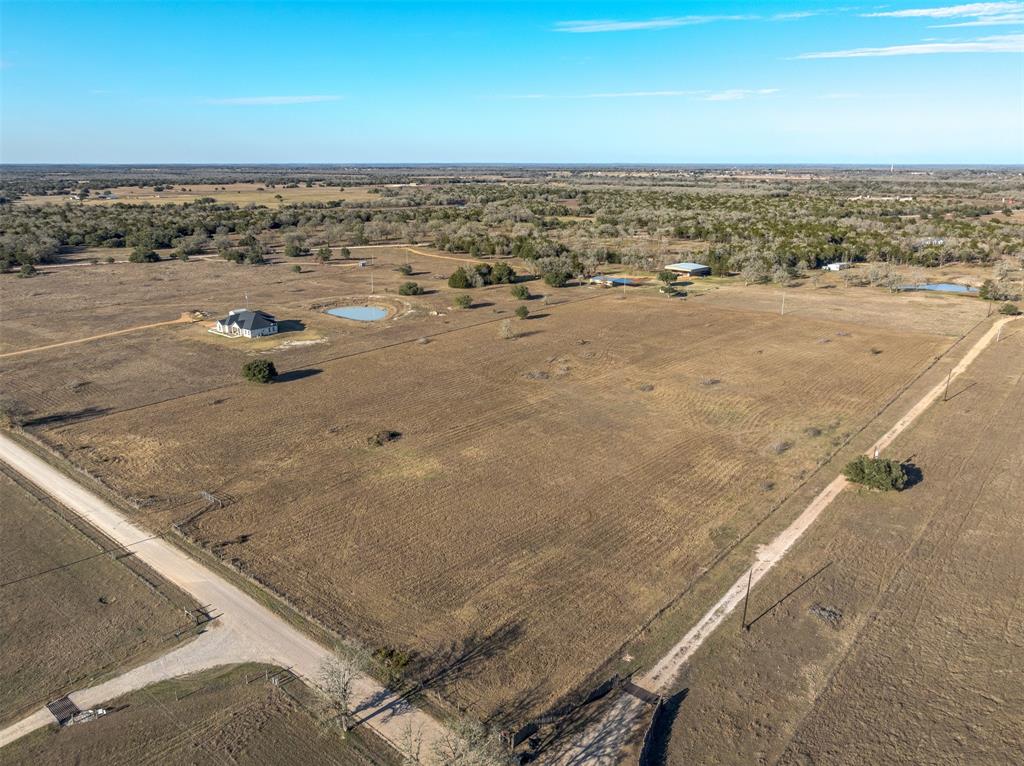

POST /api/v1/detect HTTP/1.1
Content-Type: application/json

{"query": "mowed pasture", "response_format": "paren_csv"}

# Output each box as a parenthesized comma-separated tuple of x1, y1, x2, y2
(0, 471, 193, 724)
(0, 664, 397, 766)
(31, 288, 968, 723)
(663, 325, 1024, 765)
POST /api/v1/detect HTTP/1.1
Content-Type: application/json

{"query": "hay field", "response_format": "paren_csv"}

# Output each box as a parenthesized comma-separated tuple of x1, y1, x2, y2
(0, 471, 193, 724)
(663, 325, 1024, 764)
(0, 664, 397, 766)
(34, 290, 961, 722)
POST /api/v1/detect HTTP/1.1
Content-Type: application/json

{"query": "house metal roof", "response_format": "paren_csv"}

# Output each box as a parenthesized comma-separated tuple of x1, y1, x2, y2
(665, 262, 710, 272)
(218, 309, 277, 331)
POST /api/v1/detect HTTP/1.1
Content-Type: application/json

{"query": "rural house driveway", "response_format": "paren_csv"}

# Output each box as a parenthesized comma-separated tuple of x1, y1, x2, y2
(0, 433, 447, 758)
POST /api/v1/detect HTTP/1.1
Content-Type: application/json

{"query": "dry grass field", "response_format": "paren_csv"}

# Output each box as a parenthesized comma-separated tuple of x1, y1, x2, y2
(0, 664, 397, 766)
(16, 182, 387, 207)
(661, 326, 1024, 765)
(0, 470, 195, 725)
(12, 272, 987, 724)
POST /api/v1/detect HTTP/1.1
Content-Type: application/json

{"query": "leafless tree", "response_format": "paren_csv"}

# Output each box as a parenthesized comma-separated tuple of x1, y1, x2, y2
(319, 650, 367, 734)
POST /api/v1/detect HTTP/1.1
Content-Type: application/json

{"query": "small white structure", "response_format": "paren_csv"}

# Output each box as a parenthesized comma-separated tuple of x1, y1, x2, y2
(664, 262, 711, 277)
(212, 309, 278, 338)
(822, 262, 854, 272)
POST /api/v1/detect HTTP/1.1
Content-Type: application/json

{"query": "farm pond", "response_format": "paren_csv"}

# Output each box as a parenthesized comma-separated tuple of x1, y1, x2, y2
(326, 306, 388, 321)
(900, 283, 978, 294)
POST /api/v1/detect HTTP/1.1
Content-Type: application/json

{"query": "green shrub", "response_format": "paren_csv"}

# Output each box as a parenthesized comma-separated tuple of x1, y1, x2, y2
(291, 264, 302, 273)
(657, 270, 676, 284)
(372, 646, 411, 687)
(515, 305, 529, 320)
(17, 263, 37, 278)
(511, 284, 530, 300)
(453, 294, 472, 309)
(999, 302, 1021, 316)
(129, 246, 159, 263)
(242, 359, 277, 384)
(396, 263, 413, 275)
(448, 267, 472, 289)
(316, 246, 332, 263)
(842, 455, 908, 491)
(543, 270, 570, 288)
(490, 261, 516, 284)
(399, 281, 423, 296)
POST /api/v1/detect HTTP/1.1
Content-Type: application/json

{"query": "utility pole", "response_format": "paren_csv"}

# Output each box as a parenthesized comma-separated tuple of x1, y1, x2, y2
(781, 292, 786, 316)
(943, 370, 952, 401)
(741, 566, 753, 632)
(369, 256, 374, 296)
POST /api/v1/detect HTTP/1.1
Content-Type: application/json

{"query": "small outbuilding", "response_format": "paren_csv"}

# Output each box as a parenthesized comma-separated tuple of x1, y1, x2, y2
(822, 262, 854, 272)
(212, 309, 278, 338)
(664, 262, 711, 277)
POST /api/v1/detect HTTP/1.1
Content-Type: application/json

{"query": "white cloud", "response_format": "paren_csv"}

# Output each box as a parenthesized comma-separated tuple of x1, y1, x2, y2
(580, 90, 705, 98)
(703, 88, 780, 101)
(553, 15, 749, 33)
(862, 2, 1024, 24)
(205, 95, 341, 105)
(796, 32, 1024, 57)
(493, 89, 777, 101)
(771, 11, 820, 21)
(862, 2, 1021, 18)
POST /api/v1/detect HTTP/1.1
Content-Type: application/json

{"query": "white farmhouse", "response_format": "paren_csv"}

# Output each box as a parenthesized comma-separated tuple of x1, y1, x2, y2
(212, 309, 278, 338)
(822, 262, 854, 272)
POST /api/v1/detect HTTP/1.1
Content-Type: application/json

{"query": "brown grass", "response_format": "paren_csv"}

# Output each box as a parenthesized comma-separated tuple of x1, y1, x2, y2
(662, 328, 1024, 764)
(0, 664, 397, 766)
(0, 471, 192, 724)
(30, 290, 960, 723)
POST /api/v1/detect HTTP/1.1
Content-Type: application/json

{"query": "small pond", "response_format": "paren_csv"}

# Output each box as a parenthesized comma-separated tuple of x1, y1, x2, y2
(900, 283, 978, 294)
(326, 306, 388, 321)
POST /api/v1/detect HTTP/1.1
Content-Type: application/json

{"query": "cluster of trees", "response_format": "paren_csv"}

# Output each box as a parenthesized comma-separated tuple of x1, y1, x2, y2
(843, 455, 909, 491)
(447, 262, 516, 288)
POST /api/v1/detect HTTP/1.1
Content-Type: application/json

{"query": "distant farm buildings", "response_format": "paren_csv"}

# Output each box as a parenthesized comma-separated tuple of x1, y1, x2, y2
(589, 275, 638, 287)
(212, 309, 278, 338)
(664, 262, 711, 277)
(822, 262, 854, 272)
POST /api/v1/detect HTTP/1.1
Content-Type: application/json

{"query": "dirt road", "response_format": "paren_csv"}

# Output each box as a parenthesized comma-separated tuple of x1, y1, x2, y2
(0, 315, 195, 360)
(402, 246, 485, 264)
(0, 433, 447, 758)
(553, 315, 1018, 764)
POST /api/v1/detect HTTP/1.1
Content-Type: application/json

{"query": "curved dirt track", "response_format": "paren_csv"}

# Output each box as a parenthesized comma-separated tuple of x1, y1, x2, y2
(0, 433, 447, 759)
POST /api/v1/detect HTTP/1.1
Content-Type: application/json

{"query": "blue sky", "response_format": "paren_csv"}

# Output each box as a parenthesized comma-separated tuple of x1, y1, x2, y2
(1, 1, 1022, 163)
